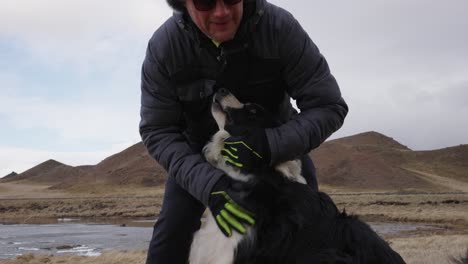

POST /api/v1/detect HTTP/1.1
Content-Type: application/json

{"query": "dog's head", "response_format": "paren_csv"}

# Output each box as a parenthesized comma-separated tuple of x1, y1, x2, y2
(206, 88, 306, 184)
(204, 88, 276, 182)
(211, 88, 277, 131)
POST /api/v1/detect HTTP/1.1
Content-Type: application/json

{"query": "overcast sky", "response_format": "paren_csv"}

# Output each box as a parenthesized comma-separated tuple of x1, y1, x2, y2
(1, 0, 467, 177)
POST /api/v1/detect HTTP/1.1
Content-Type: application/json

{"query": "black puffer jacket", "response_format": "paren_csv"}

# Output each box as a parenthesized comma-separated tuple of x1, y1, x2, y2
(139, 0, 348, 205)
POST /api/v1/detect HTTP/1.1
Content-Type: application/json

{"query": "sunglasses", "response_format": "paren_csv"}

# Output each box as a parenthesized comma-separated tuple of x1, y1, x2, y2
(192, 0, 242, 11)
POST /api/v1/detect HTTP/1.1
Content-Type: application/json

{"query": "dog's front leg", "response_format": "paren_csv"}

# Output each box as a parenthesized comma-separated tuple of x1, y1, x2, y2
(189, 211, 248, 264)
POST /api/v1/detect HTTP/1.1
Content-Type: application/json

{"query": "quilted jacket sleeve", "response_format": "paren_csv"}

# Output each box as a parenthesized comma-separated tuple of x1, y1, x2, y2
(265, 8, 349, 165)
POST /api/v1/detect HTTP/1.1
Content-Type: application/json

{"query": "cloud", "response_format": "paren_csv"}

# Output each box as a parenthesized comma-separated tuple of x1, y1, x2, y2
(0, 0, 172, 71)
(285, 0, 468, 78)
(333, 74, 468, 150)
(0, 0, 172, 176)
(0, 94, 140, 143)
(275, 0, 468, 150)
(2, 0, 468, 176)
(1, 0, 171, 38)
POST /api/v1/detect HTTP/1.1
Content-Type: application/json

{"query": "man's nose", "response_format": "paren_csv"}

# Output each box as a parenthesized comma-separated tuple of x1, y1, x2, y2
(212, 0, 230, 16)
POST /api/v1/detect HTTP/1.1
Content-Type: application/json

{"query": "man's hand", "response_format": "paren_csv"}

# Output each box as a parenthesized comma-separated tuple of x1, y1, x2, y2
(222, 127, 270, 172)
(208, 176, 255, 237)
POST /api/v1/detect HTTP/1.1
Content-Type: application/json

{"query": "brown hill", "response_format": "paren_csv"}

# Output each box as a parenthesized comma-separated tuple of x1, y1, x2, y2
(1, 159, 78, 183)
(330, 131, 411, 150)
(4, 131, 467, 193)
(311, 143, 436, 192)
(2, 171, 18, 180)
(89, 142, 166, 187)
(49, 143, 166, 190)
(1, 159, 91, 186)
(311, 132, 468, 192)
(1, 144, 166, 191)
(404, 145, 468, 182)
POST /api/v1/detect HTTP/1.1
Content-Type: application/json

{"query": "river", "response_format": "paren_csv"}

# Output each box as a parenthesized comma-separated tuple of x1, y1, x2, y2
(0, 218, 441, 259)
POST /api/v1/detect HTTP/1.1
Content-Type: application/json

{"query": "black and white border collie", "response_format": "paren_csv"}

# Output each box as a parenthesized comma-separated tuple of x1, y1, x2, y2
(189, 89, 406, 264)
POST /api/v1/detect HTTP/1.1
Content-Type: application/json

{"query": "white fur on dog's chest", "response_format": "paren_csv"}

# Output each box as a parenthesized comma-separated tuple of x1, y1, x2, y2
(189, 130, 253, 264)
(189, 130, 306, 264)
(189, 213, 252, 264)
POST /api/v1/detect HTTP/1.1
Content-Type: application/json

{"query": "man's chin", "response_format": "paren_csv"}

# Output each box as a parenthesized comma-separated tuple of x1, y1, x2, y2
(210, 32, 235, 43)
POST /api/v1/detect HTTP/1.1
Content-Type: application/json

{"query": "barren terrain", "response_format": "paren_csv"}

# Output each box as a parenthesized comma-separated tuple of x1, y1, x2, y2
(1, 236, 467, 264)
(1, 182, 467, 263)
(0, 182, 164, 221)
(1, 132, 466, 263)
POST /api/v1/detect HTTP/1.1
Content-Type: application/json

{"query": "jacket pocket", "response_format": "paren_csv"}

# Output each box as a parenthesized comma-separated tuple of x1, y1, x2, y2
(175, 79, 218, 146)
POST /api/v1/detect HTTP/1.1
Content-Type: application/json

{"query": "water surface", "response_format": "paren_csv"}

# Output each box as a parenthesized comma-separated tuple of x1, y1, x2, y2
(0, 219, 154, 259)
(0, 218, 441, 259)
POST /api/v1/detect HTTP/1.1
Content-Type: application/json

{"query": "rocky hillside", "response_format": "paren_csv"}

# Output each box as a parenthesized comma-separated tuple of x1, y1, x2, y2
(2, 131, 467, 193)
(1, 171, 18, 181)
(311, 131, 468, 192)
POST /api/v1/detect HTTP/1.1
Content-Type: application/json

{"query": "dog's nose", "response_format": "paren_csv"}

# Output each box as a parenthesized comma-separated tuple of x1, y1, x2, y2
(217, 88, 229, 96)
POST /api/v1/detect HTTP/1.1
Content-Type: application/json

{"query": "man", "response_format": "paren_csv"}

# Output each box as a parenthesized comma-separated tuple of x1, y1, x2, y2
(139, 0, 348, 263)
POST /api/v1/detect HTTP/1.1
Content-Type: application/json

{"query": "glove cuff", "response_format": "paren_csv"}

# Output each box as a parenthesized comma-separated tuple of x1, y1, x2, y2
(209, 176, 231, 201)
(255, 128, 271, 164)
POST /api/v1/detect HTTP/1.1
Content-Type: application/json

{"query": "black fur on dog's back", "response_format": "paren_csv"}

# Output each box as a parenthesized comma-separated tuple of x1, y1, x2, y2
(232, 168, 405, 264)
(210, 90, 405, 263)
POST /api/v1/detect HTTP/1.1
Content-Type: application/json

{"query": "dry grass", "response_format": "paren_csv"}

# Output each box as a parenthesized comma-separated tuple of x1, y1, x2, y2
(0, 251, 147, 264)
(0, 182, 165, 221)
(328, 192, 468, 226)
(0, 182, 69, 199)
(1, 182, 467, 263)
(389, 234, 468, 264)
(2, 184, 466, 226)
(1, 235, 467, 264)
(0, 182, 165, 199)
(0, 196, 163, 221)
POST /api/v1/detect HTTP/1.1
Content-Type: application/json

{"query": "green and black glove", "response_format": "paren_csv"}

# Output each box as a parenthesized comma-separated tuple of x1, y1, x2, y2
(222, 127, 271, 173)
(208, 176, 255, 237)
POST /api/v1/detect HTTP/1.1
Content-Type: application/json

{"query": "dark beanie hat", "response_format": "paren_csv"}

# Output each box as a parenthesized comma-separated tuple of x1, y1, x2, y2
(166, 0, 185, 11)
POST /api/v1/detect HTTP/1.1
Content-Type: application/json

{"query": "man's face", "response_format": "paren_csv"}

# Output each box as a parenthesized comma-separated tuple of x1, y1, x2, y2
(185, 0, 243, 43)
